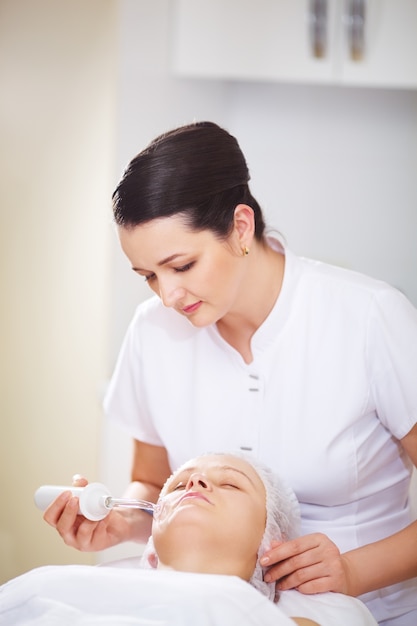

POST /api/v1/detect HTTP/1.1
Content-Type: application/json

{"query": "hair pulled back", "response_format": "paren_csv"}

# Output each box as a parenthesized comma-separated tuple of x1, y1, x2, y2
(112, 121, 266, 241)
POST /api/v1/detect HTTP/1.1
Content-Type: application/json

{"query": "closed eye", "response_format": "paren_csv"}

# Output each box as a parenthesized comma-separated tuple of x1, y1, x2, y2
(139, 262, 194, 282)
(171, 482, 186, 491)
(174, 262, 195, 273)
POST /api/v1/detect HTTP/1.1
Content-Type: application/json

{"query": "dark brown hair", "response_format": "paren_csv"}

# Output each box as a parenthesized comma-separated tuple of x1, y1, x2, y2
(112, 121, 266, 241)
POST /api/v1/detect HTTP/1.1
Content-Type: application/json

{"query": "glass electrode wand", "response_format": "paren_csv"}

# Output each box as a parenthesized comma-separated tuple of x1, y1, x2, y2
(103, 495, 156, 514)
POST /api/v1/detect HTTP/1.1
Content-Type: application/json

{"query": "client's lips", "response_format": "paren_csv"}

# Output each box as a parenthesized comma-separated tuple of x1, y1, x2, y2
(182, 301, 202, 314)
(178, 491, 211, 505)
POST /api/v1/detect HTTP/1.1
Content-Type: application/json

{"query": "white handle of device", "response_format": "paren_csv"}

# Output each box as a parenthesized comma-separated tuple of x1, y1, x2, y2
(34, 482, 112, 521)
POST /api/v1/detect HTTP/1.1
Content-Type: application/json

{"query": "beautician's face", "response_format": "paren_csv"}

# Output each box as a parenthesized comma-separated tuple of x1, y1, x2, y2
(118, 215, 247, 327)
(152, 454, 266, 579)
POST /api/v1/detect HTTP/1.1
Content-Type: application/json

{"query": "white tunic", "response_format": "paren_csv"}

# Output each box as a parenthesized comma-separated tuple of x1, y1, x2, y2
(104, 242, 417, 624)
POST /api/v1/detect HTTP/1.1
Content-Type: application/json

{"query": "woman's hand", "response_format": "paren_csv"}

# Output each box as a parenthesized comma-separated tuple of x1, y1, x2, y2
(260, 534, 351, 595)
(43, 475, 133, 552)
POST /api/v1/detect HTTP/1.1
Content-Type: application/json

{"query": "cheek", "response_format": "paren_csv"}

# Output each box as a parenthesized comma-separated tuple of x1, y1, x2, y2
(235, 504, 266, 551)
(152, 526, 173, 564)
(153, 496, 177, 524)
(152, 514, 184, 557)
(201, 250, 241, 291)
(148, 282, 159, 296)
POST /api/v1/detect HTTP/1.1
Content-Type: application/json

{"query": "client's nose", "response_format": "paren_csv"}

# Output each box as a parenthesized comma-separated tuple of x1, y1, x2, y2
(186, 472, 212, 491)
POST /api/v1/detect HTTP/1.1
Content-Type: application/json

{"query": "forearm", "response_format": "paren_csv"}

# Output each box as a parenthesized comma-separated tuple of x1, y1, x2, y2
(120, 480, 160, 543)
(342, 520, 417, 596)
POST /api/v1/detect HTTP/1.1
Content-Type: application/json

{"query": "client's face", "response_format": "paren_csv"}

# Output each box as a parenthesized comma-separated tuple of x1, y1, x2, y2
(151, 454, 266, 580)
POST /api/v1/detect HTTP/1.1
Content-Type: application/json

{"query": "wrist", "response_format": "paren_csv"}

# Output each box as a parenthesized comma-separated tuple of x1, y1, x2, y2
(122, 508, 153, 543)
(340, 552, 361, 597)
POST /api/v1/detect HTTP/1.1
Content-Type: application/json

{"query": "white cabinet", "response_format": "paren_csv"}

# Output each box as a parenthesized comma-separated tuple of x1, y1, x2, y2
(339, 0, 417, 87)
(172, 0, 417, 89)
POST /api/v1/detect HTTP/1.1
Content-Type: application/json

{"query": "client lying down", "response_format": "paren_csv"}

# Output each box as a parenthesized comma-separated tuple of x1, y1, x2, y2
(137, 452, 375, 626)
(0, 453, 376, 626)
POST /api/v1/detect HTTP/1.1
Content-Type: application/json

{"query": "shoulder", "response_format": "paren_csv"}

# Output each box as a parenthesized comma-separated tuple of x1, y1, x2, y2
(297, 254, 391, 296)
(277, 251, 417, 353)
(293, 253, 412, 315)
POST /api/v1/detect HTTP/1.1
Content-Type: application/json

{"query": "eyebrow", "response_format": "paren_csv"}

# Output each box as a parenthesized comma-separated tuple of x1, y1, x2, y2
(132, 253, 186, 273)
(221, 465, 257, 487)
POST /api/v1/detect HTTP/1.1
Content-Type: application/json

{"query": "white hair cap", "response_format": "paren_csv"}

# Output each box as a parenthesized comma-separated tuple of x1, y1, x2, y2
(242, 454, 300, 601)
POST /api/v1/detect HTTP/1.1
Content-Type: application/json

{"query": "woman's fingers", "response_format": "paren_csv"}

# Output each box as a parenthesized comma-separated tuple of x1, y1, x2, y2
(40, 475, 136, 552)
(42, 475, 88, 529)
(43, 493, 85, 545)
(43, 490, 74, 528)
(261, 533, 348, 594)
(261, 534, 321, 576)
(43, 494, 104, 549)
(72, 474, 88, 487)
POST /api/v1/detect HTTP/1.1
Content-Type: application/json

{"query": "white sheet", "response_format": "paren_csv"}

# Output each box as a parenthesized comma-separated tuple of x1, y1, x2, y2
(0, 563, 377, 626)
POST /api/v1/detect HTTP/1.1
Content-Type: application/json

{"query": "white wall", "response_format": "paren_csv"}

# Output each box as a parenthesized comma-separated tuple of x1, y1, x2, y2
(0, 0, 117, 583)
(230, 83, 417, 305)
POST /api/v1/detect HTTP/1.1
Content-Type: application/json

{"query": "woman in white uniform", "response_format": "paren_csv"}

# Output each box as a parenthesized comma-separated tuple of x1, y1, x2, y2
(44, 122, 417, 625)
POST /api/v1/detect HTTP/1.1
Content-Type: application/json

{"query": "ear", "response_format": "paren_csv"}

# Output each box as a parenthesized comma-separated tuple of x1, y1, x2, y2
(147, 552, 159, 569)
(233, 204, 255, 249)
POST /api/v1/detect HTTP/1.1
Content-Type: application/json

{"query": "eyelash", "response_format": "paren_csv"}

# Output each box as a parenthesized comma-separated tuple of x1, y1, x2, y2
(175, 262, 194, 273)
(169, 482, 239, 492)
(143, 262, 195, 283)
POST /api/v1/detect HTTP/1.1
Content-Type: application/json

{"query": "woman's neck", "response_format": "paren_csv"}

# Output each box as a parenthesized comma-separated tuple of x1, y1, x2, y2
(216, 243, 285, 364)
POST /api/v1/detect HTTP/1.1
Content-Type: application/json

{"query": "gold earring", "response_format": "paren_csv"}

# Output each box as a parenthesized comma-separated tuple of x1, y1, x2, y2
(242, 246, 249, 256)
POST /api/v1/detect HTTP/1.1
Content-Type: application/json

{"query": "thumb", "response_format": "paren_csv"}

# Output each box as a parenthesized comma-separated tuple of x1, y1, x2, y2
(72, 473, 88, 487)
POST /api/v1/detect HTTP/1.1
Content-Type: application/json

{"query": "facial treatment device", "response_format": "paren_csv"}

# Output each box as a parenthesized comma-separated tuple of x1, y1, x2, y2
(34, 483, 158, 521)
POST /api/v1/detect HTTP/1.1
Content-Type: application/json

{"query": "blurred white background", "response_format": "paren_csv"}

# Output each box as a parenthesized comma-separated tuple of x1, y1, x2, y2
(1, 0, 416, 580)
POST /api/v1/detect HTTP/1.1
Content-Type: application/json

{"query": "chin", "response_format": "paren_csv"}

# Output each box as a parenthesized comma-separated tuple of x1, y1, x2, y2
(183, 313, 217, 328)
